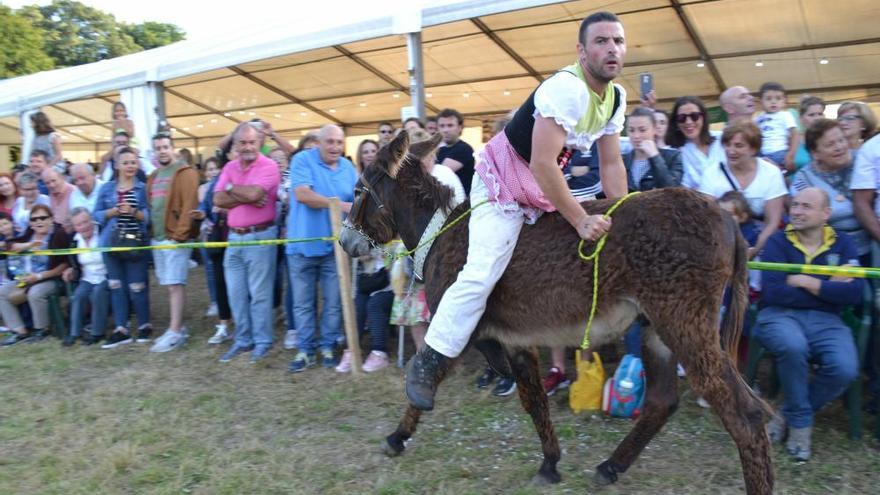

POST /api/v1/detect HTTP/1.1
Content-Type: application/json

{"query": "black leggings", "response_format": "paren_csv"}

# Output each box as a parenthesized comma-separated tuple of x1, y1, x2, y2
(210, 250, 231, 321)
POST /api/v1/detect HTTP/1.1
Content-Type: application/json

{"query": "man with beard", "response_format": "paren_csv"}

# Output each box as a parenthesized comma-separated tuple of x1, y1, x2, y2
(405, 11, 629, 410)
(146, 132, 200, 352)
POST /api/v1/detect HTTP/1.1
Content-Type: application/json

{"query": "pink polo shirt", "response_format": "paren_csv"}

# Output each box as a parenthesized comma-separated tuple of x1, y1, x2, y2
(214, 154, 280, 228)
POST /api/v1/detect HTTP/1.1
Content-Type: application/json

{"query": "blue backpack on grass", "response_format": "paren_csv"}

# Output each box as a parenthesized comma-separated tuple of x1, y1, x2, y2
(602, 354, 646, 419)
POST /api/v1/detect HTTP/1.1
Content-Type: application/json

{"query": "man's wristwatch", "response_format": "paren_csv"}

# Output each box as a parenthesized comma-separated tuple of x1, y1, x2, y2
(225, 183, 234, 193)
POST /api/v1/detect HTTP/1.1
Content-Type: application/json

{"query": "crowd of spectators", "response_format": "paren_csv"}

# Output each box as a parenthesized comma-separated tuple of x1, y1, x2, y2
(3, 80, 880, 460)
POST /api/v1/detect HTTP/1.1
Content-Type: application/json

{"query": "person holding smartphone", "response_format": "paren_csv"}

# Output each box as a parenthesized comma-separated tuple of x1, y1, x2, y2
(93, 147, 152, 349)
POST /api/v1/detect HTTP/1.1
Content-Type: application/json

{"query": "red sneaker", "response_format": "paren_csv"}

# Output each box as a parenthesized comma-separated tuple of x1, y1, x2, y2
(542, 367, 571, 396)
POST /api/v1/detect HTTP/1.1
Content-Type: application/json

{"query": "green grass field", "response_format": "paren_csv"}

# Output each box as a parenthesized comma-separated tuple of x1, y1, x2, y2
(0, 272, 877, 494)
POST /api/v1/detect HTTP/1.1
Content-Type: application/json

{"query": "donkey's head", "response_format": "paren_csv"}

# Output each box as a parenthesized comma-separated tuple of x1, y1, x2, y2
(339, 130, 445, 257)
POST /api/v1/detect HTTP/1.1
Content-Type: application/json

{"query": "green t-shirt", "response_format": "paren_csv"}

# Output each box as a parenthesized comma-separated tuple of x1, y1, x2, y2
(149, 162, 182, 240)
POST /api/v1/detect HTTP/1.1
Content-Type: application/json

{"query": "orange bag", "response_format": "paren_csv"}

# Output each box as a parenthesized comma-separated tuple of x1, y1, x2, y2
(569, 351, 605, 413)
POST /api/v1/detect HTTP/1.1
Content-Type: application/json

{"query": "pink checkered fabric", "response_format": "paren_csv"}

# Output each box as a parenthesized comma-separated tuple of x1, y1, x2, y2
(475, 132, 556, 223)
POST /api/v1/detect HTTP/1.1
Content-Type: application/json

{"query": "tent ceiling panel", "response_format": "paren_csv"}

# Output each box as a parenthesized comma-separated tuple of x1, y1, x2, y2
(255, 57, 397, 101)
(618, 61, 720, 103)
(167, 114, 238, 138)
(242, 103, 333, 130)
(167, 68, 237, 88)
(423, 20, 484, 43)
(53, 97, 115, 125)
(170, 76, 289, 111)
(801, 0, 880, 44)
(616, 7, 700, 63)
(426, 76, 536, 114)
(59, 124, 112, 143)
(686, 0, 812, 54)
(237, 47, 344, 73)
(421, 34, 528, 85)
(42, 106, 107, 129)
(493, 22, 579, 73)
(479, 0, 667, 31)
(308, 91, 407, 123)
(714, 43, 880, 92)
(0, 116, 19, 130)
(0, 126, 20, 144)
(165, 92, 213, 117)
(342, 34, 408, 54)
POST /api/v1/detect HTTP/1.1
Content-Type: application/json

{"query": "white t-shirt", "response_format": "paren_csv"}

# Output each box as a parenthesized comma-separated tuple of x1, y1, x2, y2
(850, 134, 880, 217)
(431, 164, 466, 207)
(74, 231, 107, 284)
(69, 179, 105, 213)
(679, 131, 724, 190)
(533, 72, 626, 153)
(754, 111, 797, 154)
(698, 158, 788, 218)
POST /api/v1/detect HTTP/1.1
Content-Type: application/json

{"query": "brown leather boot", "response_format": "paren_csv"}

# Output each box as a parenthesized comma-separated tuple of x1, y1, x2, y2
(405, 345, 452, 411)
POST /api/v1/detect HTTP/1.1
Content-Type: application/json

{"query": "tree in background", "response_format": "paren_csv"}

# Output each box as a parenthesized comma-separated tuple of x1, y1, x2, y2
(1, 0, 186, 79)
(123, 22, 186, 51)
(0, 5, 55, 78)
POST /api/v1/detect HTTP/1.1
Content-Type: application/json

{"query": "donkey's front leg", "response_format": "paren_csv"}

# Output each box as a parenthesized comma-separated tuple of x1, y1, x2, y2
(383, 405, 423, 457)
(508, 346, 562, 485)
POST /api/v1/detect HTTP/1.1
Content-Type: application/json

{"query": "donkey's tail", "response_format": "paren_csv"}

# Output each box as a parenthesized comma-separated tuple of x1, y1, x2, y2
(719, 215, 749, 367)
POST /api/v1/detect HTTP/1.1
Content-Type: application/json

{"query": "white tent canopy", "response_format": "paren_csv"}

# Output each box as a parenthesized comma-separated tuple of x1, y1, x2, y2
(2, 0, 878, 161)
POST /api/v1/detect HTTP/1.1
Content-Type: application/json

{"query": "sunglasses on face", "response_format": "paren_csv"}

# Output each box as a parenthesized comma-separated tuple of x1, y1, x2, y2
(676, 112, 704, 124)
(30, 215, 50, 222)
(378, 129, 393, 134)
(839, 115, 861, 122)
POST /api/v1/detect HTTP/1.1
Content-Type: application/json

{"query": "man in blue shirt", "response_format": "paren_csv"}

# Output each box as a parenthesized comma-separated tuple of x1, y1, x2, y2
(755, 187, 863, 461)
(286, 124, 357, 372)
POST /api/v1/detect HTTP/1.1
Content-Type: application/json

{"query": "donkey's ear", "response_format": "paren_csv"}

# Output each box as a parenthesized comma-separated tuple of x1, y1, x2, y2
(384, 131, 410, 179)
(408, 132, 443, 161)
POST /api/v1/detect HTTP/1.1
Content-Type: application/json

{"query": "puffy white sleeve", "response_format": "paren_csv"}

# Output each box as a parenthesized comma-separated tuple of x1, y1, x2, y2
(603, 84, 627, 135)
(533, 73, 589, 135)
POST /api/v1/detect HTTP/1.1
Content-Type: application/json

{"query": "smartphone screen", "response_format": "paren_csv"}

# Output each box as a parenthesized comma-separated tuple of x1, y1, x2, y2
(639, 73, 653, 99)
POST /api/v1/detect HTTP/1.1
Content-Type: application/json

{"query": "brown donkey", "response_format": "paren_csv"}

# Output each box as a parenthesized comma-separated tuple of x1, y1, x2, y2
(339, 132, 774, 494)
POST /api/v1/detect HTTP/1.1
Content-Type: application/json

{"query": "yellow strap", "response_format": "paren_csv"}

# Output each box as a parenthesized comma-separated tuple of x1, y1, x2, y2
(576, 191, 640, 349)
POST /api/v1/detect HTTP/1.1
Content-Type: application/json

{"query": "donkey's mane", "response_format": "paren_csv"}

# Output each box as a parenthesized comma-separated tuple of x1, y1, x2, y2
(396, 156, 455, 214)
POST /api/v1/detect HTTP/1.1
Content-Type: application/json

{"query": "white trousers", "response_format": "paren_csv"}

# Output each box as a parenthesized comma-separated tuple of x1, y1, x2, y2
(424, 177, 525, 358)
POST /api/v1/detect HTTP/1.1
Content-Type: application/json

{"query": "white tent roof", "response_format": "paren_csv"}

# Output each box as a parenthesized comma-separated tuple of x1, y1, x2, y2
(2, 0, 879, 146)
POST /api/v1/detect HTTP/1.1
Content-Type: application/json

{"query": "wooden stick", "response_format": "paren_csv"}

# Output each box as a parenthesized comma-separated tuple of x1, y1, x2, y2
(329, 198, 362, 375)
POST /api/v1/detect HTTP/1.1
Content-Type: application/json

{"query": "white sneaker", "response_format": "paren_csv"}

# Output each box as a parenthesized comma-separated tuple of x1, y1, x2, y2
(696, 397, 710, 409)
(283, 329, 298, 350)
(188, 259, 198, 269)
(208, 325, 230, 345)
(335, 349, 352, 373)
(205, 303, 218, 317)
(150, 328, 188, 353)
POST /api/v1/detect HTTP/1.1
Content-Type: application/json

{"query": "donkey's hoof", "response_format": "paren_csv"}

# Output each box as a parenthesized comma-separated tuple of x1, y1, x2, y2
(382, 436, 405, 457)
(594, 460, 619, 485)
(530, 471, 561, 486)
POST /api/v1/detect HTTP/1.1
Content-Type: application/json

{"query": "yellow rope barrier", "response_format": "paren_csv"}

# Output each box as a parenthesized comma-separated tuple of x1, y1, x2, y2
(576, 191, 641, 350)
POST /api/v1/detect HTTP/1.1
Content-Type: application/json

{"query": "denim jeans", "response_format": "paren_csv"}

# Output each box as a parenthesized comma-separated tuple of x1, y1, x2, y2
(355, 289, 394, 352)
(225, 227, 278, 347)
(754, 307, 859, 428)
(623, 319, 642, 358)
(288, 253, 341, 354)
(69, 280, 110, 337)
(281, 253, 296, 331)
(103, 253, 150, 330)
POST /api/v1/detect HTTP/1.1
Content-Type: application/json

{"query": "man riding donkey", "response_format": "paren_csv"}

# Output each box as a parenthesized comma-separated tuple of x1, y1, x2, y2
(407, 11, 629, 410)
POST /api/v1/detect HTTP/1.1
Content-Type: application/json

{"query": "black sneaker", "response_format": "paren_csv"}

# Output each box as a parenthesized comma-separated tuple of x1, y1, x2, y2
(101, 331, 132, 349)
(135, 325, 152, 343)
(62, 334, 77, 347)
(491, 377, 518, 397)
(475, 367, 498, 389)
(81, 334, 104, 346)
(24, 330, 49, 343)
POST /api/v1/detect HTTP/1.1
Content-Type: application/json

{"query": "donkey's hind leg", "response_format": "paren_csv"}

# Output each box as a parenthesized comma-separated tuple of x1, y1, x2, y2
(595, 331, 679, 485)
(383, 405, 423, 456)
(508, 346, 562, 485)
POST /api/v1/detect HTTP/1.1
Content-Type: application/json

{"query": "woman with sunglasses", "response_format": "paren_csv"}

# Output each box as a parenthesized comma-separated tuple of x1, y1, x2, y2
(837, 101, 878, 153)
(666, 96, 725, 190)
(0, 204, 71, 345)
(93, 146, 152, 349)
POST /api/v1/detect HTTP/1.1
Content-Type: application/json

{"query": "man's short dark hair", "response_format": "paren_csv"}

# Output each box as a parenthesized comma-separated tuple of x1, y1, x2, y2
(578, 11, 620, 45)
(29, 149, 49, 160)
(377, 121, 393, 129)
(152, 131, 173, 145)
(437, 108, 464, 126)
(114, 130, 130, 139)
(426, 116, 437, 124)
(759, 82, 786, 97)
(403, 117, 425, 129)
(628, 106, 656, 125)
